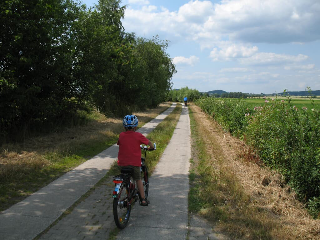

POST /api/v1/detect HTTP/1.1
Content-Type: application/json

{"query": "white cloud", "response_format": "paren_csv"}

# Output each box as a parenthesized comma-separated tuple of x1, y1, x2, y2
(173, 56, 199, 66)
(207, 0, 320, 43)
(210, 43, 258, 61)
(178, 0, 214, 23)
(124, 6, 179, 38)
(220, 68, 252, 73)
(284, 64, 315, 70)
(209, 42, 307, 66)
(128, 0, 149, 5)
(239, 53, 308, 65)
(216, 78, 231, 83)
(141, 5, 157, 12)
(123, 0, 320, 47)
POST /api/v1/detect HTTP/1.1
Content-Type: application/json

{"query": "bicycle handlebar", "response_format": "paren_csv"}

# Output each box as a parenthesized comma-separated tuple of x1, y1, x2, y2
(140, 143, 156, 151)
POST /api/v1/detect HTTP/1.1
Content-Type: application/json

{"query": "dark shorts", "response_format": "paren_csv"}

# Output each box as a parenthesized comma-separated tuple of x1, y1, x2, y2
(121, 166, 141, 181)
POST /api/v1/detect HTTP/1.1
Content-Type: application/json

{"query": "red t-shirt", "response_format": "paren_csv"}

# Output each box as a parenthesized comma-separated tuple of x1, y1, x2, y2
(117, 131, 149, 166)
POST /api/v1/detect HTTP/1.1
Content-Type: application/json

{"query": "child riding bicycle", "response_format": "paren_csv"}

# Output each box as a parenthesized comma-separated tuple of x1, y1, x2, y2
(184, 96, 188, 106)
(117, 115, 154, 206)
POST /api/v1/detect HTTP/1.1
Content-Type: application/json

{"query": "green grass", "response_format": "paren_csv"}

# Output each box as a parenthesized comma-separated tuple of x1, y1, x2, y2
(188, 109, 209, 214)
(188, 104, 279, 239)
(0, 103, 172, 211)
(244, 97, 320, 111)
(102, 104, 182, 239)
(34, 103, 182, 240)
(145, 105, 182, 174)
(0, 137, 119, 211)
(104, 104, 182, 178)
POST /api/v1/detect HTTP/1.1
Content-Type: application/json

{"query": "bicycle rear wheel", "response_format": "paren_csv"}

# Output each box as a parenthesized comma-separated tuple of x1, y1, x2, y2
(113, 183, 131, 229)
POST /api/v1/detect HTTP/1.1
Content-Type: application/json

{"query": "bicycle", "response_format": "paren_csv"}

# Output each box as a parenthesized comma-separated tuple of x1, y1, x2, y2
(112, 143, 156, 229)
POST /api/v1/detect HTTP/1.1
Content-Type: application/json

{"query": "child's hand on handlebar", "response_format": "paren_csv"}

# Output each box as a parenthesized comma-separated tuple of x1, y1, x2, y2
(140, 143, 156, 151)
(148, 143, 156, 151)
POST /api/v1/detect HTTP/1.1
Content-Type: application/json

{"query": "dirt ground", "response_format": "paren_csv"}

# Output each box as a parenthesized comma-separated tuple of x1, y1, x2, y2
(190, 104, 320, 240)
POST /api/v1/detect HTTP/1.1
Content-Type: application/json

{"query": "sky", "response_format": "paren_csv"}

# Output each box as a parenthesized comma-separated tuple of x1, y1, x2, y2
(82, 0, 320, 94)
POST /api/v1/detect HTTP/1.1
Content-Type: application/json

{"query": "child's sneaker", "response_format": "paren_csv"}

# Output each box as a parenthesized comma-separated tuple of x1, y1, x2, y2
(140, 198, 149, 206)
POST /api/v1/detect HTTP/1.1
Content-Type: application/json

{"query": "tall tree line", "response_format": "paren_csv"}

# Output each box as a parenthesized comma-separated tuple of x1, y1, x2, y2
(0, 0, 176, 143)
(167, 87, 201, 102)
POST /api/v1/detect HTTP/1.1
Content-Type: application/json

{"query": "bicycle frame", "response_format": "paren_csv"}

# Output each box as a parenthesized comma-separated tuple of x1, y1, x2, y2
(112, 171, 135, 201)
(112, 143, 156, 229)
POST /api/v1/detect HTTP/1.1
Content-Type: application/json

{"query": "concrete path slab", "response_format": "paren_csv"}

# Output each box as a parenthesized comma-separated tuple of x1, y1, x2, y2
(0, 104, 176, 240)
(116, 105, 191, 240)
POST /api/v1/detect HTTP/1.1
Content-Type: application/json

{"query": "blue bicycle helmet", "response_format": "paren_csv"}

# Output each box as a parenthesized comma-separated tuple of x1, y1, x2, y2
(123, 115, 138, 128)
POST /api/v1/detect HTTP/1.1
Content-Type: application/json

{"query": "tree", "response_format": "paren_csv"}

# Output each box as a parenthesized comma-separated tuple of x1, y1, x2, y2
(167, 87, 200, 102)
(0, 0, 176, 143)
(0, 0, 83, 141)
(133, 37, 176, 109)
(72, 0, 127, 115)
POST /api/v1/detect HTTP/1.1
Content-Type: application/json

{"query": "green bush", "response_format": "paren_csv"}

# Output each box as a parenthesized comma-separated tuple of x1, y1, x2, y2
(196, 98, 253, 136)
(196, 97, 320, 218)
(308, 197, 320, 219)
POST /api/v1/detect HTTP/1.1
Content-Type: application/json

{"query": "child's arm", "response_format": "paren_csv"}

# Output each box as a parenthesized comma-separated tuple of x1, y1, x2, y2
(147, 140, 154, 150)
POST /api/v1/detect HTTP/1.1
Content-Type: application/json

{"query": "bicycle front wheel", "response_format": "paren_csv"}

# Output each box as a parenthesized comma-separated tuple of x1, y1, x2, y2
(142, 166, 149, 198)
(113, 184, 131, 229)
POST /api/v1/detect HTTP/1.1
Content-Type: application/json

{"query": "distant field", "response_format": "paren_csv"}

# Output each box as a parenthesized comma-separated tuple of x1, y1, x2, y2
(244, 97, 320, 111)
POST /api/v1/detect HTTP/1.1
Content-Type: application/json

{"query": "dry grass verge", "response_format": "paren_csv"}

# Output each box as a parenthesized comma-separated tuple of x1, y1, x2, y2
(189, 103, 320, 239)
(0, 103, 171, 211)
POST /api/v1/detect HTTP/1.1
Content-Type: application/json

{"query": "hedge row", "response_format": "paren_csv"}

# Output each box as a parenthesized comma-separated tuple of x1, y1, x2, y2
(196, 97, 320, 218)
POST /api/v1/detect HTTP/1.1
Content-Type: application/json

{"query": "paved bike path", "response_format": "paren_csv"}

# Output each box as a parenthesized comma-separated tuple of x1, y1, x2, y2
(116, 105, 191, 239)
(0, 104, 176, 240)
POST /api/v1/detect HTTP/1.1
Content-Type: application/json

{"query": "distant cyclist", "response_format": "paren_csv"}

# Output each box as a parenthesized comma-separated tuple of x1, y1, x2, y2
(117, 115, 154, 206)
(184, 96, 188, 106)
